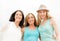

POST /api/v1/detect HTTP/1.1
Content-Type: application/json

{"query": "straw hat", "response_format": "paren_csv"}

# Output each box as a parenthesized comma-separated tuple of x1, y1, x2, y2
(37, 4, 49, 12)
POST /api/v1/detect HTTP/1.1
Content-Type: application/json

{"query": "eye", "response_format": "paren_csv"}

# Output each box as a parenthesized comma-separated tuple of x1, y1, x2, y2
(39, 12, 41, 13)
(31, 16, 34, 18)
(15, 13, 18, 16)
(28, 17, 30, 19)
(43, 11, 45, 13)
(19, 14, 22, 16)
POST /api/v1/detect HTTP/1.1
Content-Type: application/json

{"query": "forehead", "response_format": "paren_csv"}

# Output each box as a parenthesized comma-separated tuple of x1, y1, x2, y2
(28, 14, 34, 17)
(38, 10, 47, 13)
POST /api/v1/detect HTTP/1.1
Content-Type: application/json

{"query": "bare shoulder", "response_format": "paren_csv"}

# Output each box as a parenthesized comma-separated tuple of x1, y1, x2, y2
(50, 18, 58, 29)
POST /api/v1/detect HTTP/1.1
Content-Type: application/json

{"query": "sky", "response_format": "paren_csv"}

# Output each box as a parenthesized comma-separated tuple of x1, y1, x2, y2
(0, 0, 60, 30)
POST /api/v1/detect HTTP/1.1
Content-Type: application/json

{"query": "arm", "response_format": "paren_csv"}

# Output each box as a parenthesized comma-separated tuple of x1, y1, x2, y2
(21, 27, 25, 34)
(21, 27, 25, 41)
(1, 24, 8, 32)
(51, 18, 60, 41)
(0, 24, 9, 41)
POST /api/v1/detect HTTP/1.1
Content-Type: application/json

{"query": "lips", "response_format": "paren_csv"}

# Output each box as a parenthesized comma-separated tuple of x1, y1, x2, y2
(16, 17, 21, 19)
(29, 20, 34, 23)
(41, 15, 45, 17)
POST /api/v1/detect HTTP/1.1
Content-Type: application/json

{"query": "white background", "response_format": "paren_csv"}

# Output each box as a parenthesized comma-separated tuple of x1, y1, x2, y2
(0, 0, 60, 41)
(0, 0, 60, 31)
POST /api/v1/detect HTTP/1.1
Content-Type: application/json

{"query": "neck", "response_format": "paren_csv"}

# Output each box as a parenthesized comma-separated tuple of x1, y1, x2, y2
(14, 21, 20, 27)
(41, 17, 47, 22)
(29, 24, 35, 28)
(44, 17, 47, 20)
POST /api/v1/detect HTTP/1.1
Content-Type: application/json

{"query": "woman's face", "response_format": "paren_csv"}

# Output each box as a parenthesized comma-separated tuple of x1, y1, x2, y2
(27, 14, 35, 25)
(38, 10, 47, 19)
(15, 11, 22, 22)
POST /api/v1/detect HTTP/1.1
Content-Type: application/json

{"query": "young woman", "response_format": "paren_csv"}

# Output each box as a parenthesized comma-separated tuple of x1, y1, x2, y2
(1, 10, 24, 41)
(22, 13, 39, 41)
(37, 5, 60, 41)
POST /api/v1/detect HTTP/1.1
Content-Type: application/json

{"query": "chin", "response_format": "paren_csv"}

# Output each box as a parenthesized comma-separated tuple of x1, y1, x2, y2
(41, 17, 45, 19)
(29, 23, 34, 25)
(16, 20, 21, 22)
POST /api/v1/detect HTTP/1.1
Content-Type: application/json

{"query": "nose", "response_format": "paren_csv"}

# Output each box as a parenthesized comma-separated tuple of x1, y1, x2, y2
(41, 12, 44, 15)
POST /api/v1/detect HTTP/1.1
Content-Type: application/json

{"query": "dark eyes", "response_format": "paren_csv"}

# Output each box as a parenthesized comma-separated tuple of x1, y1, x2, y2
(28, 16, 34, 19)
(31, 17, 34, 18)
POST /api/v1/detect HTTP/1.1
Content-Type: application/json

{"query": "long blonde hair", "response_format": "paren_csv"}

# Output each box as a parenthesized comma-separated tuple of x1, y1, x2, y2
(25, 13, 37, 26)
(37, 11, 52, 26)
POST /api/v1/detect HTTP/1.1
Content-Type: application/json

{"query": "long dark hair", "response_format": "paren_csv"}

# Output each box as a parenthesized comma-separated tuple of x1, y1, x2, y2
(9, 10, 24, 28)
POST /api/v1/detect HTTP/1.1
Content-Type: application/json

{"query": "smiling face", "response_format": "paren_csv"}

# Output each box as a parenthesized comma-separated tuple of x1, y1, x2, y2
(38, 10, 47, 19)
(27, 14, 35, 25)
(15, 11, 22, 22)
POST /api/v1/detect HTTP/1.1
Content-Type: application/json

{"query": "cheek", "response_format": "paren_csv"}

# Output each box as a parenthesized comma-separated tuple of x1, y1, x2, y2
(18, 16, 22, 22)
(38, 13, 41, 16)
(27, 19, 30, 24)
(19, 16, 22, 20)
(38, 14, 42, 18)
(43, 13, 47, 17)
(32, 18, 35, 22)
(28, 18, 34, 23)
(15, 15, 22, 21)
(27, 18, 30, 22)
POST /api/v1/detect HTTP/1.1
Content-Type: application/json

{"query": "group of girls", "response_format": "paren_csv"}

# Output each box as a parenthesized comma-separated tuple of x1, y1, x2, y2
(0, 5, 60, 41)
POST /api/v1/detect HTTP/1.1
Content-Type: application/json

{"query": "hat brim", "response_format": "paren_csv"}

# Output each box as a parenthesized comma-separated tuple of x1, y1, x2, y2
(37, 9, 49, 12)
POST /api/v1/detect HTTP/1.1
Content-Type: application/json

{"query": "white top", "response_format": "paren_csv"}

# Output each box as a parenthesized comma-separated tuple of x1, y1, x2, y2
(2, 22, 22, 41)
